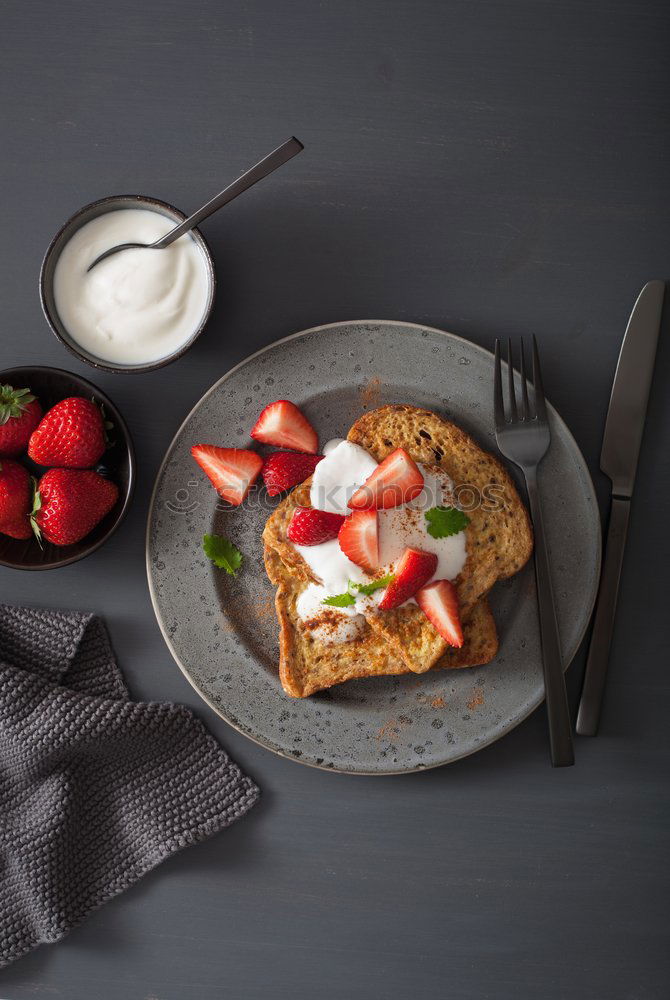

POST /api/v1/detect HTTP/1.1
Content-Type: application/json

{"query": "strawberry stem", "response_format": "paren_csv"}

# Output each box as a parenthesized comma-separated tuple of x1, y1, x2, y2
(96, 400, 115, 447)
(0, 384, 35, 426)
(28, 479, 43, 548)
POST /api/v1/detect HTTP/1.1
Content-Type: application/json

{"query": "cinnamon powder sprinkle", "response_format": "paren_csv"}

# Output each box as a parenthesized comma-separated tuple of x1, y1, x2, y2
(219, 593, 276, 633)
(376, 716, 410, 741)
(248, 594, 276, 623)
(360, 375, 382, 409)
(466, 688, 484, 711)
(302, 610, 345, 637)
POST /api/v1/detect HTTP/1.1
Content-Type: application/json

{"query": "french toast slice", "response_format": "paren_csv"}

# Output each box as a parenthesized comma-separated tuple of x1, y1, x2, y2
(263, 405, 532, 676)
(265, 545, 499, 698)
(347, 405, 533, 608)
(345, 405, 532, 671)
(262, 478, 316, 583)
(265, 545, 408, 697)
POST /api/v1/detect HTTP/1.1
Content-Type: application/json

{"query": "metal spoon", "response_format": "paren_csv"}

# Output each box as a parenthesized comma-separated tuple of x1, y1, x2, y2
(86, 136, 304, 272)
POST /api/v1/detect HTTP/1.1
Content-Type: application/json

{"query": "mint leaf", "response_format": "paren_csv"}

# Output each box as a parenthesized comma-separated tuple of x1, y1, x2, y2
(322, 575, 395, 606)
(351, 573, 395, 596)
(425, 505, 470, 538)
(322, 592, 356, 608)
(202, 534, 243, 576)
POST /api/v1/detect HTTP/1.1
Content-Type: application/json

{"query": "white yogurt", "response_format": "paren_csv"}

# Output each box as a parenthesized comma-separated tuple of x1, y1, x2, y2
(309, 439, 378, 514)
(296, 583, 366, 644)
(377, 466, 467, 584)
(294, 537, 369, 595)
(322, 438, 345, 456)
(53, 208, 211, 366)
(292, 440, 468, 640)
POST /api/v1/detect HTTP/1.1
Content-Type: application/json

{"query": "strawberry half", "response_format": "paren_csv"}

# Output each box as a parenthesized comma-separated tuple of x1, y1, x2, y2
(338, 509, 379, 572)
(287, 506, 345, 546)
(191, 445, 262, 506)
(0, 385, 42, 457)
(32, 468, 119, 546)
(348, 448, 424, 510)
(415, 579, 463, 647)
(0, 458, 32, 530)
(28, 397, 106, 468)
(262, 451, 323, 496)
(251, 400, 318, 454)
(378, 547, 437, 610)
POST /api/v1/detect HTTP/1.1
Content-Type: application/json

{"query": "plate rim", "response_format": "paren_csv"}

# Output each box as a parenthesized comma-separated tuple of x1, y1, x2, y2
(146, 318, 602, 775)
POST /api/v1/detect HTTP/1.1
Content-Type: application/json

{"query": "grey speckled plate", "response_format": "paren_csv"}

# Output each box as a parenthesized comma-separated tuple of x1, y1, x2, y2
(147, 321, 601, 774)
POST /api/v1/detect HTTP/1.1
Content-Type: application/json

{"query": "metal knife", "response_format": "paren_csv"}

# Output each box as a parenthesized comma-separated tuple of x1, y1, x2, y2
(576, 280, 665, 736)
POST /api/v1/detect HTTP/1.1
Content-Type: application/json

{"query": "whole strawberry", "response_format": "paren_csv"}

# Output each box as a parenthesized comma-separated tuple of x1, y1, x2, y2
(0, 458, 32, 536)
(28, 397, 106, 468)
(1, 517, 33, 539)
(0, 384, 42, 457)
(33, 468, 118, 546)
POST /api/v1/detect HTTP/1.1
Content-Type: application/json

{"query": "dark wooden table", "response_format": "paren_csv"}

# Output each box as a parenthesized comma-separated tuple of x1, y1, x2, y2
(1, 2, 668, 997)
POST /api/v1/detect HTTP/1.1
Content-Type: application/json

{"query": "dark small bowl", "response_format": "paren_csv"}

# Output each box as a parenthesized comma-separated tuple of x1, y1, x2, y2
(39, 194, 216, 374)
(0, 366, 135, 570)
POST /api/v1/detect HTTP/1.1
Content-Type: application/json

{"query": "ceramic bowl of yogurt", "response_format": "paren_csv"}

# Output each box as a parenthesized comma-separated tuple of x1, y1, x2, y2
(40, 195, 216, 373)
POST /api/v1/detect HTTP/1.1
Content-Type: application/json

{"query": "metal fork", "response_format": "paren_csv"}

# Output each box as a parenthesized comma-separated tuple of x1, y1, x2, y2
(494, 337, 574, 767)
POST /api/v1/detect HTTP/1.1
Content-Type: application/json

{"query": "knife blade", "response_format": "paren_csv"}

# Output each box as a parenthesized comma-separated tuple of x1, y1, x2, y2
(576, 280, 665, 736)
(599, 280, 666, 498)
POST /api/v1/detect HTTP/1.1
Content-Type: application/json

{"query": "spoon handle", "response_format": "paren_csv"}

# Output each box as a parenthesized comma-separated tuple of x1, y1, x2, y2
(154, 136, 304, 249)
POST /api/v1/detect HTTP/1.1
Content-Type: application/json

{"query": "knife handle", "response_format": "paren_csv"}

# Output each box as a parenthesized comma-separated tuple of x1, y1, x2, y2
(576, 496, 631, 736)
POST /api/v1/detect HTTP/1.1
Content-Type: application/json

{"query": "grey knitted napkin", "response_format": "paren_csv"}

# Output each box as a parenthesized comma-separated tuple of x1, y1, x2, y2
(0, 603, 259, 968)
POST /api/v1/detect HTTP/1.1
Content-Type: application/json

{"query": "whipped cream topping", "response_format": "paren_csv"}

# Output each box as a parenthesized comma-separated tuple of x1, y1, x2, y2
(293, 439, 468, 643)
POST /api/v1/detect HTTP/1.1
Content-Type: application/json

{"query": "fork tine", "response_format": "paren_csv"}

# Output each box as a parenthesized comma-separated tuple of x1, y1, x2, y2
(519, 339, 531, 420)
(493, 339, 505, 429)
(531, 335, 548, 423)
(506, 338, 517, 421)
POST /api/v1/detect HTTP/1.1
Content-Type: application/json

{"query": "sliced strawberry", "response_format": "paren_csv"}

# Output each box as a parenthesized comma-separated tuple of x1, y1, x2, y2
(348, 448, 424, 510)
(287, 506, 345, 546)
(378, 547, 437, 610)
(191, 445, 262, 506)
(251, 400, 318, 453)
(338, 509, 379, 571)
(262, 452, 323, 496)
(415, 579, 463, 647)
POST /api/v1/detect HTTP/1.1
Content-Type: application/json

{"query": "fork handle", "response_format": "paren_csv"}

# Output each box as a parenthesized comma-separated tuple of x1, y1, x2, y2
(524, 467, 575, 767)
